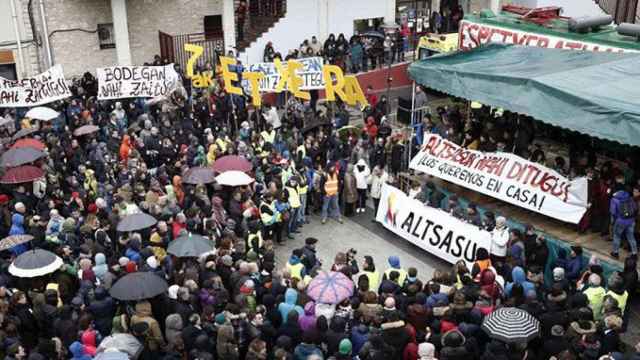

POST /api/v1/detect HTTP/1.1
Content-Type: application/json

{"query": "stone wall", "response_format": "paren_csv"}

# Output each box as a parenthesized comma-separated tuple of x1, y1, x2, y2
(31, 0, 223, 77)
(40, 0, 117, 77)
(127, 0, 223, 66)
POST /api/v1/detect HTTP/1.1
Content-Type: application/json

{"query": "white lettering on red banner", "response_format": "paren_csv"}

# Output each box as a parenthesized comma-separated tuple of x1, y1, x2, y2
(458, 20, 637, 53)
(410, 134, 588, 223)
(376, 184, 492, 267)
(0, 65, 71, 108)
(97, 64, 180, 100)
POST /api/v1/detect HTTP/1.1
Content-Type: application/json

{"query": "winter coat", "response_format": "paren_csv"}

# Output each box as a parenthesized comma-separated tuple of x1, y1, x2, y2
(69, 341, 92, 360)
(8, 213, 27, 255)
(381, 320, 409, 359)
(354, 159, 371, 190)
(505, 267, 535, 297)
(131, 301, 165, 351)
(370, 171, 389, 199)
(92, 253, 109, 282)
(298, 302, 317, 332)
(351, 324, 369, 354)
(217, 324, 240, 360)
(161, 314, 181, 348)
(278, 288, 304, 322)
(87, 287, 116, 336)
(610, 190, 636, 226)
(344, 172, 358, 204)
(294, 343, 323, 360)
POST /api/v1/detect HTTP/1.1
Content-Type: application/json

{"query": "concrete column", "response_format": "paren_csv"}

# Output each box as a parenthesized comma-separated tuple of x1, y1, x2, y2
(385, 0, 397, 23)
(222, 0, 236, 55)
(110, 0, 132, 65)
(318, 0, 329, 42)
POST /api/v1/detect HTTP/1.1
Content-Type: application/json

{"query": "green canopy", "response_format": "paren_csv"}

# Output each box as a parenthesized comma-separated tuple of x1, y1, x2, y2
(408, 44, 640, 146)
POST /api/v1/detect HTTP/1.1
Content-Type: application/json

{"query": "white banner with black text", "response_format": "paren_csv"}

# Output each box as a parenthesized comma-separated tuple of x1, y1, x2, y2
(376, 183, 492, 267)
(0, 65, 71, 107)
(97, 64, 180, 100)
(409, 134, 588, 223)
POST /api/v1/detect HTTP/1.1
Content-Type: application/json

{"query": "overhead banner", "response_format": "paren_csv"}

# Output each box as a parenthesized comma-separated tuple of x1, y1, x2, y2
(242, 56, 325, 92)
(376, 184, 492, 266)
(97, 64, 180, 100)
(458, 20, 636, 53)
(0, 64, 71, 107)
(410, 134, 588, 223)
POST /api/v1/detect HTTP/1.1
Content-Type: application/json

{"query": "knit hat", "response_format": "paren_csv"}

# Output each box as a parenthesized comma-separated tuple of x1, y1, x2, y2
(222, 255, 233, 267)
(418, 343, 435, 359)
(215, 313, 226, 325)
(552, 267, 565, 281)
(125, 261, 137, 273)
(14, 202, 25, 212)
(118, 256, 130, 267)
(240, 280, 255, 295)
(384, 296, 396, 309)
(338, 339, 352, 355)
(388, 256, 400, 269)
(551, 325, 565, 337)
(167, 285, 180, 300)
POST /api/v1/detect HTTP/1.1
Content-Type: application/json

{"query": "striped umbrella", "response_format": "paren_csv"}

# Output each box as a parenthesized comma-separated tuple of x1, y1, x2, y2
(306, 271, 354, 304)
(481, 307, 540, 343)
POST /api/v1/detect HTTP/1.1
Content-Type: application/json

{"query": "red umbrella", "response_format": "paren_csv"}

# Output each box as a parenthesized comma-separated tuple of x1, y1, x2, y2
(11, 138, 45, 151)
(212, 155, 252, 173)
(0, 165, 44, 184)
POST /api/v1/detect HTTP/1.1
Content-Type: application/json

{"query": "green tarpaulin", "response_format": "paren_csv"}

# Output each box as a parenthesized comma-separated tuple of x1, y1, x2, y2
(408, 44, 640, 146)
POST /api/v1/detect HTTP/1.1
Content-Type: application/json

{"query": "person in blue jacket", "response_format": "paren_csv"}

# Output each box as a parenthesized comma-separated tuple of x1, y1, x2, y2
(505, 266, 535, 298)
(278, 288, 303, 323)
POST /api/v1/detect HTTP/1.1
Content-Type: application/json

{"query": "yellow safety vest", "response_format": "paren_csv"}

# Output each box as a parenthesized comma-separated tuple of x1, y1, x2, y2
(248, 232, 263, 252)
(281, 168, 293, 184)
(286, 262, 304, 281)
(325, 174, 339, 196)
(606, 290, 629, 314)
(286, 186, 301, 208)
(298, 184, 308, 195)
(384, 268, 408, 286)
(261, 130, 275, 143)
(260, 201, 276, 225)
(363, 271, 381, 291)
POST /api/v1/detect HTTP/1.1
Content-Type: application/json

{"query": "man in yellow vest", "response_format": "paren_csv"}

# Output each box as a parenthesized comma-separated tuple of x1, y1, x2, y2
(260, 193, 277, 241)
(320, 164, 343, 224)
(382, 256, 408, 286)
(285, 177, 301, 239)
(285, 249, 307, 281)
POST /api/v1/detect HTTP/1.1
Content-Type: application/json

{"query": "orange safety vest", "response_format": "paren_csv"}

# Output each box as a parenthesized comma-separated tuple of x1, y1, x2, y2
(325, 174, 339, 196)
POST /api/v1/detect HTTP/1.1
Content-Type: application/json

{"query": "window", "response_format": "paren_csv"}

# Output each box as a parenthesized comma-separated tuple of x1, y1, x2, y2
(204, 15, 223, 39)
(97, 23, 116, 49)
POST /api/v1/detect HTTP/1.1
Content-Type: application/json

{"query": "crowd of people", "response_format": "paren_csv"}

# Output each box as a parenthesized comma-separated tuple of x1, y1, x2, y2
(0, 35, 637, 360)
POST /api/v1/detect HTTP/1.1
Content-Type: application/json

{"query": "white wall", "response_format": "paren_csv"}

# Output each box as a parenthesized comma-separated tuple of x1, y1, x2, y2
(239, 0, 390, 64)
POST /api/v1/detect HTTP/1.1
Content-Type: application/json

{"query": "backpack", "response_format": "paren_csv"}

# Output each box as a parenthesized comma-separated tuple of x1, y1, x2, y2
(619, 197, 636, 219)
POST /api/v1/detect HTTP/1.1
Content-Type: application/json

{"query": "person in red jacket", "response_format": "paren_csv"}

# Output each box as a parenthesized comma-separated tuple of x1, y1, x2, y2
(364, 116, 378, 143)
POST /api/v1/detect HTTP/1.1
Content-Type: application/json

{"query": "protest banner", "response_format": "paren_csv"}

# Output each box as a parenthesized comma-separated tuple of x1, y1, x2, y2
(97, 64, 180, 100)
(410, 134, 588, 223)
(242, 56, 325, 92)
(0, 65, 71, 107)
(376, 183, 492, 266)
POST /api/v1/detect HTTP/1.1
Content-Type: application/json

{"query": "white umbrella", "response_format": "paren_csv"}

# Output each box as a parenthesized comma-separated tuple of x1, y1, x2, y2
(25, 107, 59, 121)
(215, 170, 254, 187)
(8, 249, 64, 278)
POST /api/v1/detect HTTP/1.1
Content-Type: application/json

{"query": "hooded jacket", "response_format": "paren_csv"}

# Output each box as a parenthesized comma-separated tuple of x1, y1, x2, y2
(298, 302, 317, 332)
(92, 253, 108, 281)
(87, 287, 115, 336)
(69, 341, 92, 360)
(505, 267, 535, 297)
(165, 313, 184, 348)
(354, 159, 371, 190)
(131, 301, 165, 350)
(9, 213, 27, 255)
(278, 288, 304, 323)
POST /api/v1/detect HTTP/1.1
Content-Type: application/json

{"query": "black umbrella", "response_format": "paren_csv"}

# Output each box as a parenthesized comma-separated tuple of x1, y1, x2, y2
(0, 147, 45, 167)
(167, 233, 214, 257)
(0, 234, 34, 251)
(481, 307, 540, 343)
(359, 31, 385, 39)
(116, 213, 157, 232)
(8, 249, 63, 278)
(109, 271, 168, 301)
(182, 167, 217, 185)
(12, 128, 39, 141)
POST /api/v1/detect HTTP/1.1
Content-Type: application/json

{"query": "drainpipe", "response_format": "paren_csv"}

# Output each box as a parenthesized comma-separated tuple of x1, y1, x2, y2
(39, 0, 53, 68)
(10, 0, 25, 79)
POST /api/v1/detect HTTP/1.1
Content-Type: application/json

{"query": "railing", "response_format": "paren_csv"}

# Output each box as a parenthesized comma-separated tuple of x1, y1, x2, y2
(159, 32, 224, 71)
(235, 0, 287, 53)
(595, 0, 638, 23)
